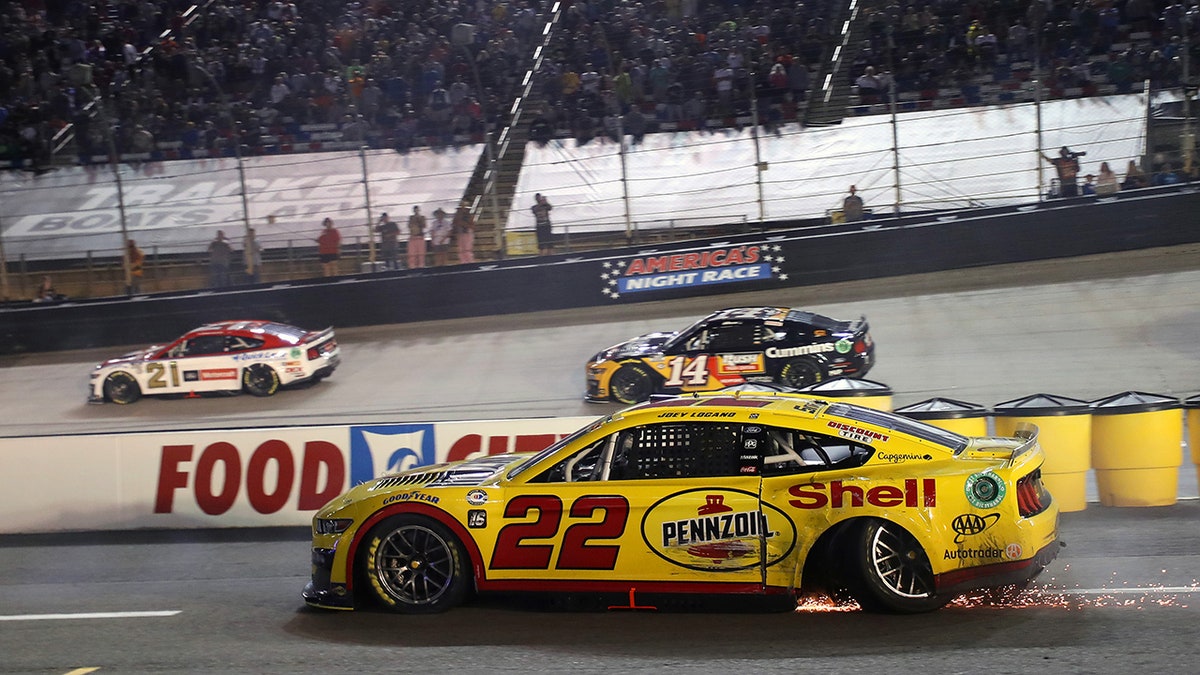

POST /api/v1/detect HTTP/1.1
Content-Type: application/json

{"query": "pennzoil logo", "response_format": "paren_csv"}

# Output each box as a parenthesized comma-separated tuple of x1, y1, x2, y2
(641, 488, 796, 572)
(600, 244, 784, 300)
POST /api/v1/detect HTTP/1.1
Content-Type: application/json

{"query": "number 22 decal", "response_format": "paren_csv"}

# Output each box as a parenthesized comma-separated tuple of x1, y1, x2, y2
(664, 355, 710, 387)
(490, 495, 629, 570)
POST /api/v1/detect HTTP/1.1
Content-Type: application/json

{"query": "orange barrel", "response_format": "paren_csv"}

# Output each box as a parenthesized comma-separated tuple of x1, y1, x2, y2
(799, 377, 893, 411)
(992, 393, 1092, 513)
(1185, 394, 1200, 490)
(893, 397, 989, 437)
(1089, 391, 1183, 507)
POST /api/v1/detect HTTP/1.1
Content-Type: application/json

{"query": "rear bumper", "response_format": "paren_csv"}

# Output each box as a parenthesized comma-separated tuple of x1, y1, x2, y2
(935, 537, 1063, 597)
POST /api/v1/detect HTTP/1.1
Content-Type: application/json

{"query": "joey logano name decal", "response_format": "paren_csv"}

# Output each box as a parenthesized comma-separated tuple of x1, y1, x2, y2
(641, 488, 796, 572)
(600, 244, 784, 299)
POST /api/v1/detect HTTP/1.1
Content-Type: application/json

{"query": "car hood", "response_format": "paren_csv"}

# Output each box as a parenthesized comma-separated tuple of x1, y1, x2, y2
(97, 346, 161, 368)
(593, 332, 677, 361)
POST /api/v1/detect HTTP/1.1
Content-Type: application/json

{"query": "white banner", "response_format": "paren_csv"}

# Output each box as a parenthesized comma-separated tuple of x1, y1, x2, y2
(0, 416, 597, 533)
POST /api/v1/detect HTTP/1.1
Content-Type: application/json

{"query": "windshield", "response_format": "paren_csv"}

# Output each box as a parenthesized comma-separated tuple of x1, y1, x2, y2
(507, 418, 608, 480)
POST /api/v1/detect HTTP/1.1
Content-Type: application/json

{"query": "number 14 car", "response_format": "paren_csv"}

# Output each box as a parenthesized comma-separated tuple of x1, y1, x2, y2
(585, 307, 874, 404)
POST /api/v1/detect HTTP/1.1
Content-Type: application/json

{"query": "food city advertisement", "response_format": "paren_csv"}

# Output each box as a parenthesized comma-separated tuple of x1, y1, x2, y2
(0, 417, 596, 534)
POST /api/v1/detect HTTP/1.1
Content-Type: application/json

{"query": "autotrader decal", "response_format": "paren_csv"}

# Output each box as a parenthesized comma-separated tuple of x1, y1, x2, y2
(599, 243, 785, 299)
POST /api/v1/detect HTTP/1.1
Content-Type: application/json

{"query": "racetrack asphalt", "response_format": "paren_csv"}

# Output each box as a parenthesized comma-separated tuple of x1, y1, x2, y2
(2, 244, 1200, 673)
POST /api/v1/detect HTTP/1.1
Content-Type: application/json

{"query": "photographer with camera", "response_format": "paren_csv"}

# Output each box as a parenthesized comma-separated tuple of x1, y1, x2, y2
(1042, 146, 1086, 198)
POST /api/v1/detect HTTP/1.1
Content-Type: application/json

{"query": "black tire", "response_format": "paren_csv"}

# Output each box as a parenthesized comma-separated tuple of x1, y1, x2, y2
(609, 363, 656, 404)
(103, 371, 141, 404)
(778, 357, 824, 389)
(242, 364, 280, 397)
(359, 515, 470, 613)
(845, 519, 948, 613)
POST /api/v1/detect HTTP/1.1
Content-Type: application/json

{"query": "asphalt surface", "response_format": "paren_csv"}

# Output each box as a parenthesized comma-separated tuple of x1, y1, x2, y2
(2, 244, 1200, 673)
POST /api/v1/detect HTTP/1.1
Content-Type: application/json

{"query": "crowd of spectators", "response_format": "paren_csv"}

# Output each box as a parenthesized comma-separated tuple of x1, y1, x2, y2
(850, 0, 1200, 108)
(1, 1, 1199, 168)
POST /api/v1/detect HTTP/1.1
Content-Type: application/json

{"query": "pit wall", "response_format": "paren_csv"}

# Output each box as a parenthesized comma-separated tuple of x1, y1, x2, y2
(0, 416, 595, 535)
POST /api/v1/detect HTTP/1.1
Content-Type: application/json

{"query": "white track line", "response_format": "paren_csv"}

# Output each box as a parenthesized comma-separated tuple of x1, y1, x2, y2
(1057, 587, 1200, 595)
(0, 610, 180, 621)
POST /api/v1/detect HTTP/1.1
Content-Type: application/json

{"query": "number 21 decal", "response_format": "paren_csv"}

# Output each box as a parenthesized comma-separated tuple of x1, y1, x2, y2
(490, 495, 629, 570)
(665, 355, 710, 387)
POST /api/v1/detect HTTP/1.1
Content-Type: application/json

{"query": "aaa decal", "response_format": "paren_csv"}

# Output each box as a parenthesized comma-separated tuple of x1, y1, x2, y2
(641, 488, 796, 572)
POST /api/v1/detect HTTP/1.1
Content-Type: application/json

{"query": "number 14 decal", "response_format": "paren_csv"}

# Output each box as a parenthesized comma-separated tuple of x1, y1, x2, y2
(665, 354, 710, 387)
(490, 495, 629, 570)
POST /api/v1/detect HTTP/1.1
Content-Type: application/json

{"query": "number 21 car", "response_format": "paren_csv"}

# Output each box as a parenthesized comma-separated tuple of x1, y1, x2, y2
(303, 391, 1060, 614)
(585, 307, 874, 404)
(89, 320, 340, 404)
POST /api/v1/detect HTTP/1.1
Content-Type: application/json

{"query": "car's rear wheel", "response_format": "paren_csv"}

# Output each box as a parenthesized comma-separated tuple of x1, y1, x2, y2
(103, 371, 141, 404)
(609, 363, 656, 404)
(360, 515, 470, 613)
(778, 357, 824, 389)
(242, 364, 280, 396)
(845, 519, 948, 613)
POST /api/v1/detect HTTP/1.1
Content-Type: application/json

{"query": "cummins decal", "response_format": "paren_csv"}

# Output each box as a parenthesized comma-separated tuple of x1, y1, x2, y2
(600, 243, 784, 299)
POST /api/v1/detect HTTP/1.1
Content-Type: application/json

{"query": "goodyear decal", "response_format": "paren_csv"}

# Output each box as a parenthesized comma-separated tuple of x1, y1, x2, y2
(641, 488, 796, 572)
(600, 244, 785, 300)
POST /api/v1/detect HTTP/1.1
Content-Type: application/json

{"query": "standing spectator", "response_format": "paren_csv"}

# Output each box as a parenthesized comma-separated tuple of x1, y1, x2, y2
(317, 218, 341, 277)
(842, 185, 865, 222)
(429, 207, 453, 266)
(126, 239, 145, 294)
(1081, 174, 1097, 196)
(1122, 160, 1149, 190)
(207, 230, 233, 287)
(1095, 162, 1120, 195)
(375, 212, 401, 270)
(1042, 146, 1082, 197)
(244, 227, 263, 284)
(532, 193, 554, 255)
(855, 66, 881, 104)
(407, 206, 427, 269)
(453, 203, 476, 264)
(33, 275, 58, 303)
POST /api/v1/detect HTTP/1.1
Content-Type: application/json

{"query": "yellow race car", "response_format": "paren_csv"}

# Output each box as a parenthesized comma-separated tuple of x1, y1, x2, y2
(303, 392, 1060, 614)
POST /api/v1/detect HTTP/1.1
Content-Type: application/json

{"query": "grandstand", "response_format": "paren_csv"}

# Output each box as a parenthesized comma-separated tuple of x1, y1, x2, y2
(2, 1, 1198, 302)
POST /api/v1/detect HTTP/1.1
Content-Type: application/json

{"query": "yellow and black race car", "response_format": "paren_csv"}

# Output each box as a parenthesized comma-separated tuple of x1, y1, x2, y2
(585, 307, 874, 404)
(303, 392, 1060, 614)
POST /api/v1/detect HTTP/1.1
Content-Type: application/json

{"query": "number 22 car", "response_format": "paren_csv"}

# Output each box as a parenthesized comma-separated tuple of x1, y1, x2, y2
(89, 320, 340, 404)
(585, 307, 874, 404)
(303, 391, 1060, 614)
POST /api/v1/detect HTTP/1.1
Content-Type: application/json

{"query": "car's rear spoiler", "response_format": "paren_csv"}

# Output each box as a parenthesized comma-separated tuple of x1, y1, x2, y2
(304, 326, 335, 344)
(1008, 423, 1040, 466)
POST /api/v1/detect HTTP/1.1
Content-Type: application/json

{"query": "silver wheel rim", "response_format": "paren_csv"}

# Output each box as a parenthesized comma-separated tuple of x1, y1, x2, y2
(374, 525, 455, 606)
(870, 524, 934, 599)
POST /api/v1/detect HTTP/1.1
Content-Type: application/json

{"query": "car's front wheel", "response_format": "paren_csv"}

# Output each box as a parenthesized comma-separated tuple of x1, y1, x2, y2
(778, 357, 824, 389)
(103, 371, 141, 404)
(242, 364, 280, 396)
(845, 519, 949, 613)
(360, 515, 470, 613)
(609, 363, 655, 404)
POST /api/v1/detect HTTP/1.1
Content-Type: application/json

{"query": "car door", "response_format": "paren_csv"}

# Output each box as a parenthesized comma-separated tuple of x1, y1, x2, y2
(666, 321, 773, 390)
(486, 420, 788, 591)
(155, 334, 241, 394)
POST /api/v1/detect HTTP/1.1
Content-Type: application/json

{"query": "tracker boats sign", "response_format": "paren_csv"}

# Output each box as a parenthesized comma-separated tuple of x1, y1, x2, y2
(599, 243, 786, 299)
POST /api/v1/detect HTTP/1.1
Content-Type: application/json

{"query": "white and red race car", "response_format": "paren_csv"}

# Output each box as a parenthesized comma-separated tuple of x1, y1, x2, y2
(89, 320, 340, 404)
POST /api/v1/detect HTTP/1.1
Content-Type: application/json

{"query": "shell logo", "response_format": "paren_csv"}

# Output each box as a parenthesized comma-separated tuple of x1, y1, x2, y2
(640, 488, 796, 572)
